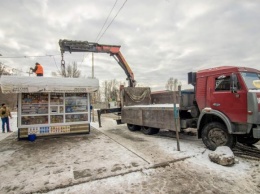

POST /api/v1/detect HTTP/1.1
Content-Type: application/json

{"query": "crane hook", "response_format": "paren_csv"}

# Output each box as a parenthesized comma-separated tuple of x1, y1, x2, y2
(61, 53, 65, 70)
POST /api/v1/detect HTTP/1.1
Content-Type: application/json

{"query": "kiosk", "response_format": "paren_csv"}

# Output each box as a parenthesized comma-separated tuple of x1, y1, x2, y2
(0, 76, 99, 139)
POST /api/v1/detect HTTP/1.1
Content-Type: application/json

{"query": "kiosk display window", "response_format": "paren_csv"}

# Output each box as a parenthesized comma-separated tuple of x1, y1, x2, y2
(65, 114, 88, 122)
(65, 93, 88, 113)
(50, 115, 64, 123)
(19, 92, 89, 126)
(21, 93, 48, 115)
(21, 115, 48, 125)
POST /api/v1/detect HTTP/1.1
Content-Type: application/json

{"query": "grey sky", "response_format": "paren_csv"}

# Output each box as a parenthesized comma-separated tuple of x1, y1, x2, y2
(0, 0, 260, 90)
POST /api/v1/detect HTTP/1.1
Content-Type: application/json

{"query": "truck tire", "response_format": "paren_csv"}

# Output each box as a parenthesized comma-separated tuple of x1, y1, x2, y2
(141, 126, 160, 135)
(201, 122, 236, 150)
(127, 124, 141, 131)
(237, 136, 259, 145)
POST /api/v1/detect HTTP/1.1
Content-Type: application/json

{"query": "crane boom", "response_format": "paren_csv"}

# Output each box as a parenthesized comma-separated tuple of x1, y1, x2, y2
(59, 39, 136, 87)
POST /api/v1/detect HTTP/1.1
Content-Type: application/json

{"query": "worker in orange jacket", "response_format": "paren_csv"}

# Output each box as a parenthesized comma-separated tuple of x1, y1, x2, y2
(30, 62, 44, 76)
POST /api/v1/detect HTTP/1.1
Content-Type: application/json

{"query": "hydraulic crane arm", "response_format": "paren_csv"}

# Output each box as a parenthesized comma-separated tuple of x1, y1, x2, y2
(59, 39, 136, 87)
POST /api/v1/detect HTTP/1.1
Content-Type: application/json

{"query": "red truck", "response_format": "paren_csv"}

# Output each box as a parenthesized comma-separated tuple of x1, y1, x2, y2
(189, 66, 260, 149)
(121, 66, 260, 150)
(58, 40, 260, 150)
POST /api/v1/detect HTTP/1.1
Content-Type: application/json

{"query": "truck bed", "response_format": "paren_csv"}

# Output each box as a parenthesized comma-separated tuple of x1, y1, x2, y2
(121, 104, 179, 130)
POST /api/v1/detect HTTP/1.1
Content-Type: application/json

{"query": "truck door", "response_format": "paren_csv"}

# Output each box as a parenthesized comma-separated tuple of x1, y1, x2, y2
(209, 73, 247, 123)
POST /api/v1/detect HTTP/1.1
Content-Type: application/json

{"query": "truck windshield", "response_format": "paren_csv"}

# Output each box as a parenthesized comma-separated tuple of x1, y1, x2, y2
(240, 72, 260, 90)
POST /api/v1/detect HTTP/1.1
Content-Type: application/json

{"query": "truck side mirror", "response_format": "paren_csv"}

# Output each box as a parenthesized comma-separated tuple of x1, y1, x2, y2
(188, 72, 196, 86)
(231, 73, 238, 93)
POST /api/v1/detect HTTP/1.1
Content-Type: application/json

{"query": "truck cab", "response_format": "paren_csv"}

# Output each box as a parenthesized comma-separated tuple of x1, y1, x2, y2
(194, 66, 260, 150)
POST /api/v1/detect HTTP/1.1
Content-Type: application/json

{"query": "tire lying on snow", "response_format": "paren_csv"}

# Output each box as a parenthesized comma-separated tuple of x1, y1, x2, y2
(141, 126, 160, 135)
(202, 122, 236, 151)
(127, 124, 141, 131)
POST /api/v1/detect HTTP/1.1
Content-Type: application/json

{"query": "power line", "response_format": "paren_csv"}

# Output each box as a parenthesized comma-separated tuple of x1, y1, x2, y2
(80, 0, 119, 65)
(80, 0, 127, 65)
(0, 54, 60, 59)
(95, 0, 118, 42)
(97, 0, 128, 42)
(0, 54, 60, 74)
(52, 55, 60, 72)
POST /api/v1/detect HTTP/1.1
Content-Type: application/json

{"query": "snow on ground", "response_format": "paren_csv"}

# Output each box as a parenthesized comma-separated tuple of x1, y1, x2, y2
(0, 113, 259, 194)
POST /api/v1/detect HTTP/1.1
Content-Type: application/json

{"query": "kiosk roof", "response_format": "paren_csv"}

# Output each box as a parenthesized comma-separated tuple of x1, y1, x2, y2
(0, 76, 99, 93)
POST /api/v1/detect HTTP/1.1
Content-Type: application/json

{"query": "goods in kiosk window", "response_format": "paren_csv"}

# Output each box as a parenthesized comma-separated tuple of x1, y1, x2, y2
(22, 104, 48, 115)
(50, 93, 64, 105)
(65, 114, 88, 122)
(51, 115, 64, 123)
(65, 93, 88, 113)
(50, 106, 64, 114)
(22, 116, 48, 125)
(22, 93, 48, 104)
(22, 93, 48, 115)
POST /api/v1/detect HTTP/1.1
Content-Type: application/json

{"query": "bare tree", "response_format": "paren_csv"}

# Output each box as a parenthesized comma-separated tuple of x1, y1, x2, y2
(92, 80, 125, 108)
(91, 89, 101, 104)
(52, 62, 81, 78)
(102, 79, 120, 102)
(165, 77, 173, 91)
(0, 62, 17, 110)
(0, 62, 11, 76)
(174, 78, 178, 91)
(165, 77, 178, 91)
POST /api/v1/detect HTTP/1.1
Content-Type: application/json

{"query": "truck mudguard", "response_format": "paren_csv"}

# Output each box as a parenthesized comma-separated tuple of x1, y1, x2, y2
(197, 108, 234, 134)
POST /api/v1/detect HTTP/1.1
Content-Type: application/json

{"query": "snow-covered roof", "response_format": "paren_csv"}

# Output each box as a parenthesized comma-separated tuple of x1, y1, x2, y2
(0, 75, 99, 93)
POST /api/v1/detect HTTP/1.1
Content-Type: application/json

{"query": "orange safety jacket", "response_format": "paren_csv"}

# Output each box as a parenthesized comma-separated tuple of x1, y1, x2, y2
(36, 64, 44, 75)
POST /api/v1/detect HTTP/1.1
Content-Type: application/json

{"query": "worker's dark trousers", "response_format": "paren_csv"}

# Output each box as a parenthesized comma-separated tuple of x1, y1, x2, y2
(1, 117, 10, 132)
(37, 74, 43, 76)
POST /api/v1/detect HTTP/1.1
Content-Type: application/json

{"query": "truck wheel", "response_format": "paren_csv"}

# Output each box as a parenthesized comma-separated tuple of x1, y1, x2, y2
(237, 136, 259, 145)
(127, 124, 141, 131)
(201, 122, 236, 150)
(141, 126, 160, 135)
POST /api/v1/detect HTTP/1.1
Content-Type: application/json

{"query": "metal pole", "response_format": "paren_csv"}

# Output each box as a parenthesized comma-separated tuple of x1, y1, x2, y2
(173, 89, 180, 151)
(92, 96, 95, 122)
(92, 53, 94, 78)
(92, 53, 95, 121)
(27, 69, 32, 76)
(174, 104, 180, 151)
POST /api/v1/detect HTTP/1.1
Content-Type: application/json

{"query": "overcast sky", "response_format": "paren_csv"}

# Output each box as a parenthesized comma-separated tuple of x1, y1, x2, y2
(0, 0, 260, 91)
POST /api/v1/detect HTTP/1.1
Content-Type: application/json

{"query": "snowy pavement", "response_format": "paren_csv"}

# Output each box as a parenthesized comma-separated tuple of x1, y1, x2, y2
(0, 113, 259, 194)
